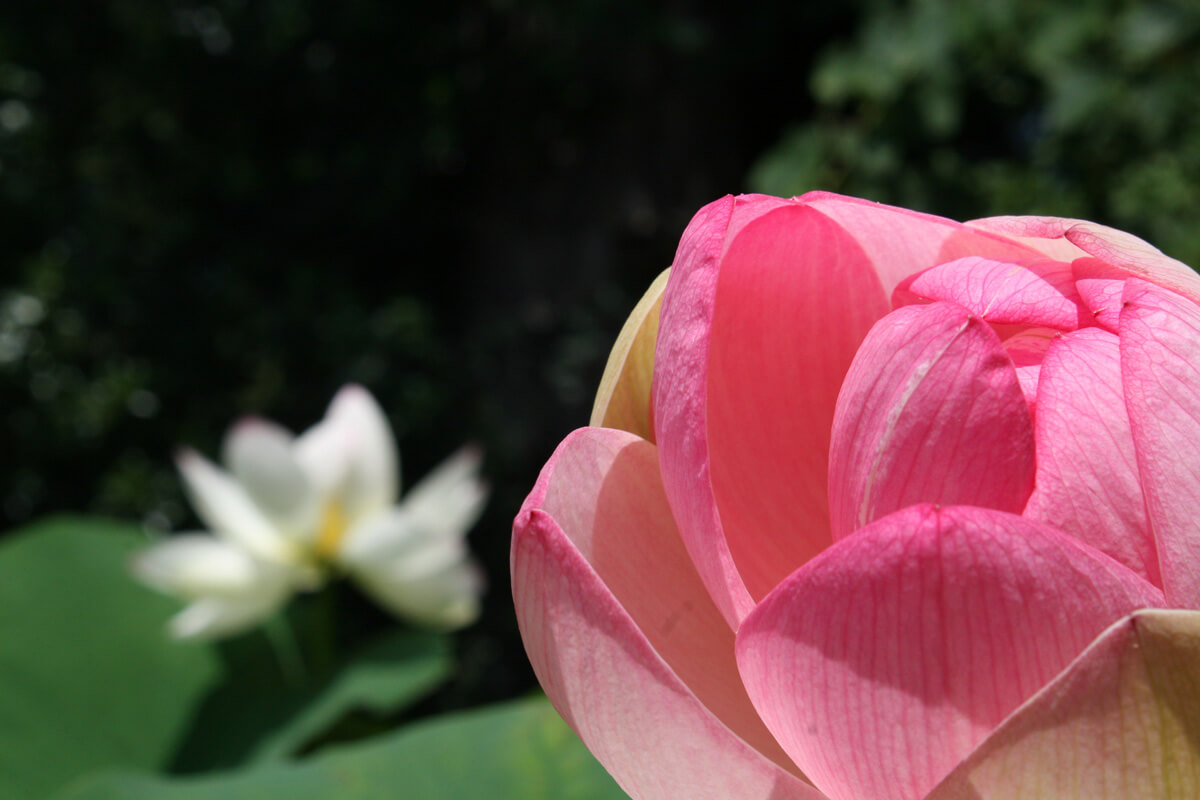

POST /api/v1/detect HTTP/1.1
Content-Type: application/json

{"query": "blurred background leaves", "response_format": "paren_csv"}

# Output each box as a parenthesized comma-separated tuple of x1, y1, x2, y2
(2, 0, 1200, 796)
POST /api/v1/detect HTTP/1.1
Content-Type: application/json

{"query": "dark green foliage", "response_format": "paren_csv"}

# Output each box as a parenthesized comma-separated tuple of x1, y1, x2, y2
(0, 0, 854, 713)
(751, 0, 1200, 267)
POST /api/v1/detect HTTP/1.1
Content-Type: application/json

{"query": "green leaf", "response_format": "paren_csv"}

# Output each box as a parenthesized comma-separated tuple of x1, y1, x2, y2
(0, 516, 456, 797)
(56, 696, 628, 800)
(173, 627, 452, 768)
(256, 629, 451, 760)
(0, 516, 220, 800)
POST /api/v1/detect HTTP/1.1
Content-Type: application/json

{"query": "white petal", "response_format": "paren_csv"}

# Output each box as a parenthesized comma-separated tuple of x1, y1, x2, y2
(176, 449, 294, 563)
(221, 417, 318, 542)
(131, 534, 263, 598)
(338, 447, 487, 565)
(401, 446, 488, 532)
(337, 509, 462, 573)
(293, 385, 398, 518)
(167, 587, 290, 640)
(352, 557, 484, 629)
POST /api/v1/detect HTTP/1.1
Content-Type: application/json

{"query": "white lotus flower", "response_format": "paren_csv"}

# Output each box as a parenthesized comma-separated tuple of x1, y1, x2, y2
(132, 385, 488, 640)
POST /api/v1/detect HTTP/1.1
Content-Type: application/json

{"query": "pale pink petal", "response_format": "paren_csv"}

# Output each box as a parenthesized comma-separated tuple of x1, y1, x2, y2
(965, 216, 1093, 261)
(513, 427, 823, 800)
(735, 504, 1165, 800)
(926, 609, 1200, 800)
(827, 302, 1035, 540)
(522, 427, 795, 769)
(969, 215, 1200, 304)
(654, 195, 892, 624)
(802, 192, 1051, 294)
(1024, 327, 1159, 585)
(895, 256, 1087, 330)
(222, 417, 318, 541)
(1071, 256, 1127, 332)
(1002, 327, 1057, 414)
(1120, 280, 1200, 607)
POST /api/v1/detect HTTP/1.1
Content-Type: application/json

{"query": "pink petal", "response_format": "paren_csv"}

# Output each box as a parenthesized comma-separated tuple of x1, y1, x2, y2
(969, 215, 1200, 304)
(654, 195, 891, 624)
(895, 255, 1087, 330)
(827, 302, 1036, 540)
(1120, 279, 1200, 607)
(927, 609, 1200, 800)
(1002, 327, 1057, 414)
(513, 427, 820, 799)
(802, 192, 1051, 294)
(1071, 256, 1127, 332)
(1023, 327, 1160, 586)
(735, 504, 1165, 800)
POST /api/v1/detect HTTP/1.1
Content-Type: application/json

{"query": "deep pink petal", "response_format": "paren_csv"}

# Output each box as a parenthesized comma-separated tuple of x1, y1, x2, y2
(927, 610, 1200, 800)
(514, 427, 819, 798)
(1024, 327, 1160, 586)
(735, 504, 1165, 800)
(1120, 279, 1200, 607)
(895, 255, 1087, 330)
(827, 302, 1035, 540)
(654, 196, 891, 624)
(969, 215, 1200, 304)
(651, 195, 746, 624)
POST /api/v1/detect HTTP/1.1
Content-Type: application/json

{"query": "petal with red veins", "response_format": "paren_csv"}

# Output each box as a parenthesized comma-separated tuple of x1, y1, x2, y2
(895, 255, 1087, 330)
(735, 504, 1165, 800)
(827, 302, 1035, 540)
(926, 609, 1200, 800)
(1120, 279, 1200, 607)
(970, 215, 1200, 304)
(1024, 327, 1159, 586)
(1072, 256, 1128, 332)
(654, 195, 892, 625)
(513, 427, 820, 800)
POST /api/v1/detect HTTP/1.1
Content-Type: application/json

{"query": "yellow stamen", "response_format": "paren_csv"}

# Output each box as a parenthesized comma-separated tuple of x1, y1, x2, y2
(314, 499, 348, 561)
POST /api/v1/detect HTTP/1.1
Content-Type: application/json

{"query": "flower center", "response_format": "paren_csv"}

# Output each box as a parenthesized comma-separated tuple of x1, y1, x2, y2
(314, 499, 348, 561)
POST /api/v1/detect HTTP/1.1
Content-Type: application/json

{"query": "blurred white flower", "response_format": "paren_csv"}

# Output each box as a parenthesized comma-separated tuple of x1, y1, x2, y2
(132, 385, 488, 640)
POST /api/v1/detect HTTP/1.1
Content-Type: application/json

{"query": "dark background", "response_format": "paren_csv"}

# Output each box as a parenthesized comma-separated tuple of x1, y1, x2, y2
(2, 0, 1199, 713)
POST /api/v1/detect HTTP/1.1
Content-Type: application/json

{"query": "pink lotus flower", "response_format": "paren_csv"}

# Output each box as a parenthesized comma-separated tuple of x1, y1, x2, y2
(512, 193, 1200, 800)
